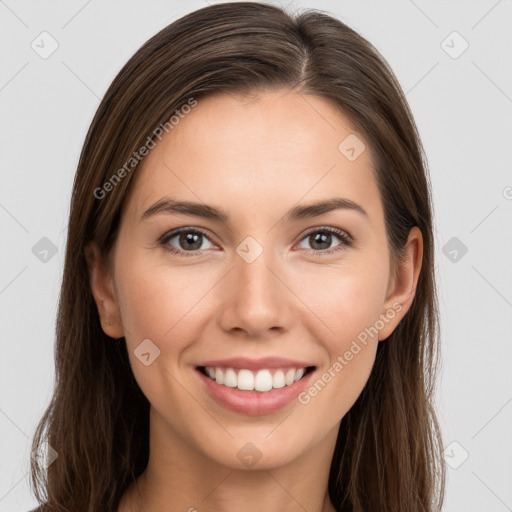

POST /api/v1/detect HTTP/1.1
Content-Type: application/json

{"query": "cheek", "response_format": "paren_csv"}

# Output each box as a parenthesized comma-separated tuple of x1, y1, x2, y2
(297, 284, 382, 428)
(294, 255, 389, 345)
(115, 245, 207, 327)
(113, 252, 212, 366)
(291, 258, 388, 415)
(113, 257, 205, 411)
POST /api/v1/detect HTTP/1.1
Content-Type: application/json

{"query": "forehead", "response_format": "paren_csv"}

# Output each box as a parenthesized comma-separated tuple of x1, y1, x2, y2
(123, 90, 382, 226)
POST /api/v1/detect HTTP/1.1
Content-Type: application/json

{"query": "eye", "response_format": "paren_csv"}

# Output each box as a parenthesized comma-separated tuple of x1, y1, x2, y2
(159, 226, 354, 258)
(159, 227, 215, 257)
(297, 227, 353, 256)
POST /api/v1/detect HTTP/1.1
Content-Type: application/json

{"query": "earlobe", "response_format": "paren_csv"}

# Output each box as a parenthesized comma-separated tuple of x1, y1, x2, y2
(378, 226, 423, 341)
(84, 242, 124, 339)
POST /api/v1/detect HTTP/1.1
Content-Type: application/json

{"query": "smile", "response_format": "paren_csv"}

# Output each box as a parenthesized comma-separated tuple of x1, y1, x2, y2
(195, 359, 317, 415)
(198, 366, 314, 392)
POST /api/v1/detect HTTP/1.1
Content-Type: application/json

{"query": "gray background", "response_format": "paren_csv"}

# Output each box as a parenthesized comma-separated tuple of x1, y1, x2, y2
(1, 0, 511, 510)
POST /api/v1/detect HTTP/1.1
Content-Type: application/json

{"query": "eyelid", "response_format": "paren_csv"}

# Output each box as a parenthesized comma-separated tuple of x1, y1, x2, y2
(300, 225, 354, 243)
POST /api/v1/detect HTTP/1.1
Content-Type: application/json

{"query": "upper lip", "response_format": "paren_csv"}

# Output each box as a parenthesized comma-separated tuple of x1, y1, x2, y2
(197, 357, 315, 371)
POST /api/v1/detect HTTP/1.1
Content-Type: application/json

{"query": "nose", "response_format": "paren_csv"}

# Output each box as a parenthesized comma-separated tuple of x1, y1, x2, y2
(218, 246, 293, 338)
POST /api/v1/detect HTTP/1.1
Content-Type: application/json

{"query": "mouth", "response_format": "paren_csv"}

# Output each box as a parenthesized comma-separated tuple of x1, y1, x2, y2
(195, 361, 317, 415)
(196, 365, 316, 392)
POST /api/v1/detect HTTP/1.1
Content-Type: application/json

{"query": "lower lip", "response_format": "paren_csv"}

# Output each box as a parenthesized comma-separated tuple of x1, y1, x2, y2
(196, 368, 314, 416)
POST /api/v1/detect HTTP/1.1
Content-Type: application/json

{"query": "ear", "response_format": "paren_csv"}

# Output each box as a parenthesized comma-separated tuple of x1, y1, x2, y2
(84, 241, 124, 339)
(377, 226, 423, 341)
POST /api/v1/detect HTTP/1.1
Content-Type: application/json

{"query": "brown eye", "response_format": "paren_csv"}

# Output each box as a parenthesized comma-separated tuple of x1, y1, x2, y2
(308, 232, 334, 251)
(160, 228, 214, 256)
(297, 227, 353, 255)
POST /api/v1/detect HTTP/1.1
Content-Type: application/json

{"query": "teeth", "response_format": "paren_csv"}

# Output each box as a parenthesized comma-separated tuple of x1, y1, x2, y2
(254, 369, 273, 392)
(285, 368, 295, 386)
(272, 370, 285, 389)
(237, 369, 254, 391)
(204, 366, 309, 392)
(224, 368, 237, 388)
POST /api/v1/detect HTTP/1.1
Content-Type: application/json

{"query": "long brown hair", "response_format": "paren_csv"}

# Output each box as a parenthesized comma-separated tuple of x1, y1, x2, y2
(30, 2, 445, 510)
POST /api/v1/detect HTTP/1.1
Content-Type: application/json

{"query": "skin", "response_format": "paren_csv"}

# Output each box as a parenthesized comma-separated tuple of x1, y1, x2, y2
(85, 89, 422, 512)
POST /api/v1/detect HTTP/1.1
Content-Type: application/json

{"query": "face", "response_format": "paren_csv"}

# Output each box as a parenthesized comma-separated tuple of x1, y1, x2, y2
(87, 89, 421, 471)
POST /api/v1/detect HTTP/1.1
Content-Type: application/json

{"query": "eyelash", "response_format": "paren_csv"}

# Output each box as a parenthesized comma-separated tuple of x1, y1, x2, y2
(159, 226, 354, 258)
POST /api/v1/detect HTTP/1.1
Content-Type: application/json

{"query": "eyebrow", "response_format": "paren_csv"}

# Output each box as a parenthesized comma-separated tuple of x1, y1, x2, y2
(140, 196, 368, 223)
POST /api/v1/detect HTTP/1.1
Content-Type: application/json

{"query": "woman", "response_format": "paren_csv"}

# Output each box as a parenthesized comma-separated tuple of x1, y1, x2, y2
(29, 2, 445, 511)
